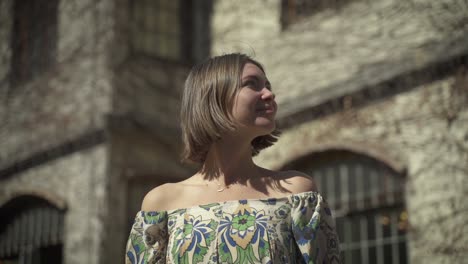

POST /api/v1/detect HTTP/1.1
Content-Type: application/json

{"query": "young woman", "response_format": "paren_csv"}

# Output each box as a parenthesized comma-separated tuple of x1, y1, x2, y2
(125, 53, 341, 263)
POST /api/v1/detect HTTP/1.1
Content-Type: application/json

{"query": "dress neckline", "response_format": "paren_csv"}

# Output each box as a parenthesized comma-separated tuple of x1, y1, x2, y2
(137, 190, 319, 214)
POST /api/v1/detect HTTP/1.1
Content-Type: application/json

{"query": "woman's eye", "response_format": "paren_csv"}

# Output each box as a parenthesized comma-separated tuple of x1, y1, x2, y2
(244, 80, 257, 87)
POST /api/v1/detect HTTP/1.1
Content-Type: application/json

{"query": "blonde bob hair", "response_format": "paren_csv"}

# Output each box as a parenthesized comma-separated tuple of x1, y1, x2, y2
(180, 53, 280, 163)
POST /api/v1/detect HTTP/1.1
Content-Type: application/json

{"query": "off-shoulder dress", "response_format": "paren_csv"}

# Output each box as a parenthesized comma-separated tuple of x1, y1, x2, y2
(125, 191, 341, 264)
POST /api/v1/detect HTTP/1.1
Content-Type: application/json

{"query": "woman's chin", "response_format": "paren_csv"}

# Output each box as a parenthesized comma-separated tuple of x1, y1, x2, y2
(254, 120, 276, 133)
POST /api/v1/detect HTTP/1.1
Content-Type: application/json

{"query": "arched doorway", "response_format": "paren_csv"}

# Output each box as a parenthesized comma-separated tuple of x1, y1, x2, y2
(283, 150, 409, 264)
(0, 195, 65, 264)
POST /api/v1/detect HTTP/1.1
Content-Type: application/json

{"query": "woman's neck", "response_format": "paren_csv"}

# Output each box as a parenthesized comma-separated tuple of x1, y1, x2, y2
(200, 136, 260, 186)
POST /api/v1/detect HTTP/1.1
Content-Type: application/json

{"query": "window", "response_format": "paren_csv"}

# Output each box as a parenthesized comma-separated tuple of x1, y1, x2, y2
(0, 196, 64, 264)
(130, 0, 212, 63)
(286, 150, 409, 264)
(281, 0, 351, 29)
(11, 0, 59, 85)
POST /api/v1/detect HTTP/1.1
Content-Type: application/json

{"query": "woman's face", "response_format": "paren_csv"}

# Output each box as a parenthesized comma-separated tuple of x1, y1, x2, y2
(231, 62, 277, 136)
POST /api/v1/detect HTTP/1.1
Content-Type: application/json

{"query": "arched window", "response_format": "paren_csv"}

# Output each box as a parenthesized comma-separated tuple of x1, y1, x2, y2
(0, 195, 65, 264)
(285, 150, 409, 264)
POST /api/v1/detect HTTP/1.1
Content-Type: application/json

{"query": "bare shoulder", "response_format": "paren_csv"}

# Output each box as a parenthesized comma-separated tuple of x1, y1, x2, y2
(141, 182, 182, 211)
(274, 170, 318, 194)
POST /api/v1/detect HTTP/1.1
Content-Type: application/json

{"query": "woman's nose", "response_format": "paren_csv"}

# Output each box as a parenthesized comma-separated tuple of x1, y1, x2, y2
(261, 88, 275, 100)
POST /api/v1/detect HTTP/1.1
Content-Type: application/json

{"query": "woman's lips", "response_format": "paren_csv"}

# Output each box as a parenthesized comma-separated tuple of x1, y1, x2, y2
(256, 105, 276, 114)
(262, 108, 275, 114)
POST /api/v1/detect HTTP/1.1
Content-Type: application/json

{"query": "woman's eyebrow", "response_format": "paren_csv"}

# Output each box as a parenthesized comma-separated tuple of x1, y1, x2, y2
(242, 75, 265, 82)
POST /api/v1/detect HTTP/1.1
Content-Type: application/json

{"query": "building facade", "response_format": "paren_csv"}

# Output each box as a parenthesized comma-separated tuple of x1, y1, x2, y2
(214, 1, 468, 263)
(0, 0, 467, 263)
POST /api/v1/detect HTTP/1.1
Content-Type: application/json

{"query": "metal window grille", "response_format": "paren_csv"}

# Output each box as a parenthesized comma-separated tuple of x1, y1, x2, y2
(0, 196, 64, 264)
(293, 151, 409, 264)
(130, 0, 212, 64)
(130, 0, 192, 62)
(11, 0, 58, 85)
(280, 0, 351, 29)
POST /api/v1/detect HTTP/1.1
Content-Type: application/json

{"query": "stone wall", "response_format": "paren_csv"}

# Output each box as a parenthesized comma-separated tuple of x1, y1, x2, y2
(112, 57, 188, 146)
(0, 0, 12, 92)
(212, 0, 468, 107)
(256, 69, 468, 263)
(0, 0, 117, 263)
(0, 145, 108, 264)
(0, 0, 114, 168)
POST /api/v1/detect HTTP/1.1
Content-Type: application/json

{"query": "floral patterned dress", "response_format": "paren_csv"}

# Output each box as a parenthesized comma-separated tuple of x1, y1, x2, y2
(125, 191, 341, 264)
